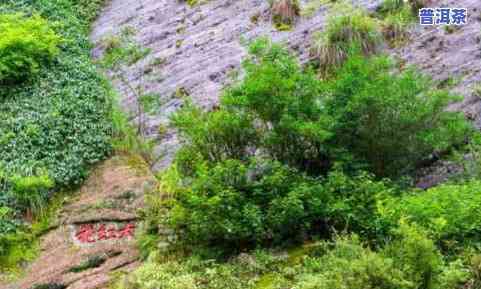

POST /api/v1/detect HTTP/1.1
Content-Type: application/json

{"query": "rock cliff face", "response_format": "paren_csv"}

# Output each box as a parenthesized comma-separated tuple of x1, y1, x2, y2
(91, 0, 481, 183)
(395, 0, 481, 126)
(3, 156, 157, 289)
(90, 0, 382, 171)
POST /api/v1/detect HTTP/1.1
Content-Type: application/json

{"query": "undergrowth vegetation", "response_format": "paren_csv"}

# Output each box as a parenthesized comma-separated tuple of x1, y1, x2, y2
(157, 38, 471, 248)
(0, 0, 112, 273)
(115, 223, 480, 289)
(133, 32, 479, 288)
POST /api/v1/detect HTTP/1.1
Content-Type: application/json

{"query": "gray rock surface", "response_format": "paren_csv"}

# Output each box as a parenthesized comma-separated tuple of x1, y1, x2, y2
(394, 0, 481, 126)
(91, 0, 382, 171)
(92, 0, 481, 187)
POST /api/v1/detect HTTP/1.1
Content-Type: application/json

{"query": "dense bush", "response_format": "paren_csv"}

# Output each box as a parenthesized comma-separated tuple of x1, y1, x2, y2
(163, 38, 470, 248)
(327, 53, 471, 177)
(294, 224, 468, 289)
(0, 13, 61, 84)
(165, 157, 390, 247)
(295, 235, 412, 289)
(381, 181, 481, 243)
(175, 38, 331, 174)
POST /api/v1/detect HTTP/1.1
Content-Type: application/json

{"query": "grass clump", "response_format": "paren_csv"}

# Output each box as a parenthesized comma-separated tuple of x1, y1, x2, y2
(271, 0, 300, 30)
(376, 0, 417, 45)
(311, 6, 382, 75)
(0, 13, 61, 84)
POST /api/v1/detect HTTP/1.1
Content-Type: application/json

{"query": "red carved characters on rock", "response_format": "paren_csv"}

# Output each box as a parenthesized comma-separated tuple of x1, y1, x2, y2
(74, 222, 136, 243)
(75, 224, 96, 243)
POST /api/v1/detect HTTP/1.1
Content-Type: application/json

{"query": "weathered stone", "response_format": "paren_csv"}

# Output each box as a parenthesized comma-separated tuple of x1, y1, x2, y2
(90, 0, 383, 172)
(2, 156, 157, 289)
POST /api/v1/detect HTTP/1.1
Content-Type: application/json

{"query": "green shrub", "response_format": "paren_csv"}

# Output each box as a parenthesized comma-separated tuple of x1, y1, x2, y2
(172, 103, 258, 165)
(383, 221, 444, 289)
(162, 39, 470, 248)
(221, 38, 332, 174)
(311, 6, 382, 75)
(0, 13, 61, 84)
(164, 157, 391, 247)
(380, 181, 481, 243)
(327, 53, 471, 178)
(10, 174, 54, 215)
(295, 235, 412, 289)
(294, 226, 468, 289)
(166, 159, 329, 246)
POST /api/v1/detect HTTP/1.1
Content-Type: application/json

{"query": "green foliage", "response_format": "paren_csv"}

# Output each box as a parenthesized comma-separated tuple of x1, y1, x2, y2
(327, 53, 471, 178)
(71, 0, 106, 25)
(0, 13, 61, 84)
(378, 0, 405, 14)
(68, 255, 106, 273)
(0, 0, 112, 270)
(0, 229, 38, 272)
(172, 103, 257, 165)
(161, 39, 470, 248)
(9, 174, 54, 215)
(293, 225, 467, 289)
(99, 27, 151, 70)
(295, 235, 412, 289)
(0, 192, 66, 275)
(311, 6, 382, 75)
(99, 26, 155, 144)
(220, 38, 331, 173)
(121, 229, 470, 289)
(380, 181, 481, 243)
(112, 250, 284, 289)
(163, 158, 391, 247)
(165, 159, 325, 246)
(382, 6, 413, 44)
(376, 0, 416, 45)
(384, 221, 444, 289)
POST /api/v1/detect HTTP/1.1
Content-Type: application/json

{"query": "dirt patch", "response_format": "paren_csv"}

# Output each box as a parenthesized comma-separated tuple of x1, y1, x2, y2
(2, 155, 157, 289)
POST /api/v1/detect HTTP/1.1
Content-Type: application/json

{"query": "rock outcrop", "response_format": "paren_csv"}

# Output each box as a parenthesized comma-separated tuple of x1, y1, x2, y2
(3, 156, 157, 289)
(90, 0, 382, 171)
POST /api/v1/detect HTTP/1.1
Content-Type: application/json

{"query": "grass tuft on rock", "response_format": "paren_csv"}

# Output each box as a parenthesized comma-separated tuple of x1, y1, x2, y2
(311, 5, 382, 75)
